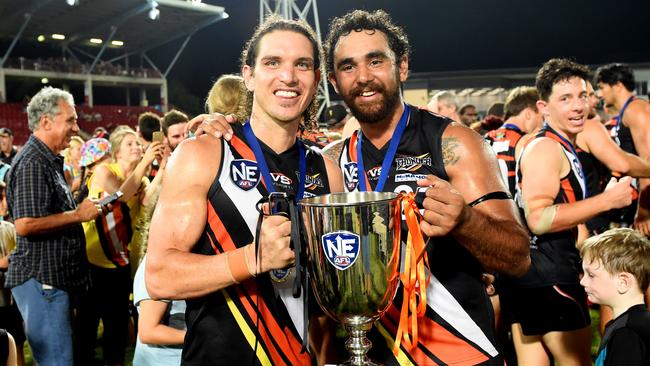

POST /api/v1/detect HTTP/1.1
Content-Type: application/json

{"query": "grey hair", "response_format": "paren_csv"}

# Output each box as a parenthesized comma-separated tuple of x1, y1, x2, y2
(26, 87, 75, 132)
(432, 90, 458, 109)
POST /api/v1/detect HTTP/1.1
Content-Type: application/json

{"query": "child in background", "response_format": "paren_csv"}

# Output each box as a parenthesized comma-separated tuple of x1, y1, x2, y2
(580, 228, 650, 366)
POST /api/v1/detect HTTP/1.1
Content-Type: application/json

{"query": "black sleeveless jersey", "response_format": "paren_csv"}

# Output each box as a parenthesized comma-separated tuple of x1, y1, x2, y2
(182, 123, 331, 365)
(339, 106, 502, 365)
(485, 124, 526, 197)
(514, 124, 585, 288)
(609, 97, 645, 226)
(614, 97, 639, 155)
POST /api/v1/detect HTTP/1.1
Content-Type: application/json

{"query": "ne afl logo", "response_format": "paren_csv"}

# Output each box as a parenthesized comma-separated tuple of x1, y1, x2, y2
(322, 231, 360, 271)
(230, 159, 260, 191)
(343, 162, 358, 192)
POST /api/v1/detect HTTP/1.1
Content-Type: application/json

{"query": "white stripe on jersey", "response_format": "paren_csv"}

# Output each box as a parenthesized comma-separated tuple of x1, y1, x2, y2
(425, 268, 499, 357)
(219, 142, 306, 341)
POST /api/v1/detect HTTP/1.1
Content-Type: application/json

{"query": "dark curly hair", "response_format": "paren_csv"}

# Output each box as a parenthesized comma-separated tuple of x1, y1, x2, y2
(324, 9, 411, 74)
(594, 63, 636, 92)
(535, 58, 590, 101)
(240, 15, 322, 131)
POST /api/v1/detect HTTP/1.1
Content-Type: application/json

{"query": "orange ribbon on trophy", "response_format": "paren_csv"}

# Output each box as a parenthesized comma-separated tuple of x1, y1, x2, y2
(392, 192, 430, 355)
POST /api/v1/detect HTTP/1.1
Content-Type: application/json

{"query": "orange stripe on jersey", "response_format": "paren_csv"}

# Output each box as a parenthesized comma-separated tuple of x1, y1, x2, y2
(238, 282, 311, 365)
(382, 304, 490, 365)
(98, 204, 129, 266)
(560, 177, 577, 203)
(206, 202, 234, 253)
(230, 134, 268, 191)
(496, 154, 515, 162)
(206, 202, 310, 365)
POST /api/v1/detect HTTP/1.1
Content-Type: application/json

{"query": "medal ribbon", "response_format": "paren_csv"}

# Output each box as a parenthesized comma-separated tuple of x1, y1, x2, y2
(243, 121, 306, 201)
(543, 122, 587, 198)
(356, 104, 410, 192)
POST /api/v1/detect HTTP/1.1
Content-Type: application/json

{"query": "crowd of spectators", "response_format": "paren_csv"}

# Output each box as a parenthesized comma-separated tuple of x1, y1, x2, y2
(4, 57, 161, 78)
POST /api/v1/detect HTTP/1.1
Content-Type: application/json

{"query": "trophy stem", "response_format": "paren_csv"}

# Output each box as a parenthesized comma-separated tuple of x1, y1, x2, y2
(342, 316, 378, 366)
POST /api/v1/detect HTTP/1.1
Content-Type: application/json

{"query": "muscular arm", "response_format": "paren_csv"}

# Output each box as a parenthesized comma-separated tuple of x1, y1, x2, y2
(145, 136, 240, 300)
(577, 118, 650, 177)
(145, 136, 293, 300)
(420, 124, 530, 277)
(625, 102, 650, 233)
(521, 138, 632, 235)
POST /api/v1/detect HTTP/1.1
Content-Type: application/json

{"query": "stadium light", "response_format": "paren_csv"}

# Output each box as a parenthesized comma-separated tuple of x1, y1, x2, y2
(89, 38, 103, 44)
(148, 1, 160, 20)
(66, 0, 79, 6)
(51, 34, 66, 40)
(111, 40, 124, 47)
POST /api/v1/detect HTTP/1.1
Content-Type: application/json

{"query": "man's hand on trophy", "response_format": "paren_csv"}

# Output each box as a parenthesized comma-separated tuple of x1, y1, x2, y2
(186, 113, 237, 140)
(257, 214, 295, 273)
(416, 174, 469, 237)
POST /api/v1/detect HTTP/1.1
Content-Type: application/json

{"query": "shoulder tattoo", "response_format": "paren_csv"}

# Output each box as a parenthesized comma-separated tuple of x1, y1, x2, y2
(441, 137, 461, 166)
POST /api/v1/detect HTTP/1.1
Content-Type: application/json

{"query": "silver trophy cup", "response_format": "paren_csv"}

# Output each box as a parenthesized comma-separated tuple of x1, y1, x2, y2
(300, 192, 402, 366)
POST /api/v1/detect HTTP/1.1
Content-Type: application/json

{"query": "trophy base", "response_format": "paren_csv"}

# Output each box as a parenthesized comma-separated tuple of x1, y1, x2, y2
(340, 316, 381, 366)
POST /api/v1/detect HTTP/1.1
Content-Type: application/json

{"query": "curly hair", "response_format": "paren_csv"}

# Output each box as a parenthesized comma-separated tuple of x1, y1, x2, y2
(325, 9, 411, 74)
(26, 87, 75, 132)
(240, 15, 322, 131)
(535, 58, 589, 101)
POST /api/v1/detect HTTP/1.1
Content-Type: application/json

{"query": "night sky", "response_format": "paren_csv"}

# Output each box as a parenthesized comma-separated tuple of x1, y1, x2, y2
(156, 0, 650, 106)
(3, 0, 649, 111)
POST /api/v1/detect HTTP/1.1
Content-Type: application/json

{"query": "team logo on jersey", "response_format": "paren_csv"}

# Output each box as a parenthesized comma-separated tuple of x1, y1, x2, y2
(230, 159, 259, 191)
(304, 173, 324, 191)
(322, 231, 360, 271)
(343, 162, 358, 191)
(395, 153, 432, 172)
(571, 157, 584, 179)
(366, 166, 382, 180)
(271, 172, 292, 189)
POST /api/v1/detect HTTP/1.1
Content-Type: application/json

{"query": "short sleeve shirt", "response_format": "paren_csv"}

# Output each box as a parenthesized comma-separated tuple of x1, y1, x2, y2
(5, 135, 89, 291)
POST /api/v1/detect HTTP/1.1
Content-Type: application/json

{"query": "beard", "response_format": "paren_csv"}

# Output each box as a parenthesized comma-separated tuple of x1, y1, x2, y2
(341, 80, 401, 124)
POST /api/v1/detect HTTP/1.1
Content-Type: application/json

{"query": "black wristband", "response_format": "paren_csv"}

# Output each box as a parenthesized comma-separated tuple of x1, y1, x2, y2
(468, 191, 512, 207)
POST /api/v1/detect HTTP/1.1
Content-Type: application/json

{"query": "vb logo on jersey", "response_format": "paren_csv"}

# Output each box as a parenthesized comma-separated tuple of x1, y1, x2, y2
(230, 159, 259, 191)
(322, 231, 360, 270)
(343, 162, 358, 191)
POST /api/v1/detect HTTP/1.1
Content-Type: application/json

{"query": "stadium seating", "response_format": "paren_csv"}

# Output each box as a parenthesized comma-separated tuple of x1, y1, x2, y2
(0, 103, 162, 145)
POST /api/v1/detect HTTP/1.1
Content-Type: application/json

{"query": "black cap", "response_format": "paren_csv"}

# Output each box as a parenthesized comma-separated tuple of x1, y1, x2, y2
(0, 128, 13, 137)
(324, 104, 348, 127)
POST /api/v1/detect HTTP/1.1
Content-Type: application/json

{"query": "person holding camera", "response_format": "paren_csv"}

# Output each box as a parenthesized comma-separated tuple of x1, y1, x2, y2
(76, 126, 165, 366)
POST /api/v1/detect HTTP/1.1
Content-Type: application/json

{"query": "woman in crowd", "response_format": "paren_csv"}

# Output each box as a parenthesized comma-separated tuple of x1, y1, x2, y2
(78, 127, 164, 366)
(62, 136, 84, 194)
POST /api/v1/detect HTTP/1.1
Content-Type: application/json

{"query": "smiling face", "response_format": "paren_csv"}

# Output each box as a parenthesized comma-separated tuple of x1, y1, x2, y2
(329, 29, 408, 125)
(116, 132, 143, 165)
(243, 30, 319, 126)
(48, 100, 79, 153)
(537, 76, 588, 137)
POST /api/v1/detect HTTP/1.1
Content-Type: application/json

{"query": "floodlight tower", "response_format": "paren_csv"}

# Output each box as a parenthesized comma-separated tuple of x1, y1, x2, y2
(259, 0, 331, 118)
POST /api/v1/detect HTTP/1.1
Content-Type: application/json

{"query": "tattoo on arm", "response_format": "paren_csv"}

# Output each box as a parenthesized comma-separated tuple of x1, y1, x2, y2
(442, 137, 461, 166)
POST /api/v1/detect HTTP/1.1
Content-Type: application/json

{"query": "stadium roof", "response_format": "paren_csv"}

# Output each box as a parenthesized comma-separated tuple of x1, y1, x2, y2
(0, 0, 227, 53)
